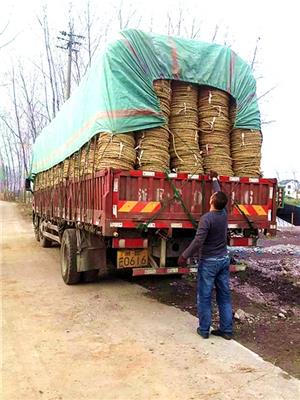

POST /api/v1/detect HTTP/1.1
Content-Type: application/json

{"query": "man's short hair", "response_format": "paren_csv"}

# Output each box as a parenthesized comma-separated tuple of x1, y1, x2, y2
(212, 191, 228, 210)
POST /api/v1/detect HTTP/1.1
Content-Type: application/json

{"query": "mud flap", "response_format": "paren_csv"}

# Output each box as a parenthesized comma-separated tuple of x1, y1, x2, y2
(76, 231, 107, 273)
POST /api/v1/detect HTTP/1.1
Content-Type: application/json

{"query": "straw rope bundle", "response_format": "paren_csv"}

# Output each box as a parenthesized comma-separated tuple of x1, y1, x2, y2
(43, 172, 48, 189)
(53, 165, 59, 186)
(68, 152, 80, 179)
(169, 81, 203, 173)
(44, 168, 53, 187)
(229, 98, 237, 132)
(79, 146, 87, 177)
(136, 80, 171, 172)
(42, 170, 48, 188)
(63, 158, 70, 179)
(86, 138, 97, 175)
(34, 174, 40, 191)
(136, 128, 170, 172)
(42, 171, 47, 188)
(198, 86, 233, 176)
(58, 163, 64, 184)
(153, 80, 171, 118)
(95, 132, 136, 170)
(231, 129, 262, 177)
(53, 163, 64, 185)
(38, 172, 44, 189)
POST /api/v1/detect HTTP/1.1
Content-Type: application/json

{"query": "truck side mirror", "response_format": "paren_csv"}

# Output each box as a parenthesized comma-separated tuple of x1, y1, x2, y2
(25, 178, 32, 192)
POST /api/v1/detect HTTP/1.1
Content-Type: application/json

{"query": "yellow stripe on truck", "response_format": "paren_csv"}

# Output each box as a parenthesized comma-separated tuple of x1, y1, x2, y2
(141, 201, 160, 213)
(118, 201, 138, 212)
(237, 205, 250, 215)
(252, 205, 267, 216)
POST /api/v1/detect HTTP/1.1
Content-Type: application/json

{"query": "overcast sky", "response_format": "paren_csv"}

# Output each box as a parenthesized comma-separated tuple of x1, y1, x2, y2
(1, 0, 299, 180)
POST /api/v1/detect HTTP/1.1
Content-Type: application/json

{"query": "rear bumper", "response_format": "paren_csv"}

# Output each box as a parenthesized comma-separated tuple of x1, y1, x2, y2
(131, 264, 246, 276)
(132, 267, 197, 276)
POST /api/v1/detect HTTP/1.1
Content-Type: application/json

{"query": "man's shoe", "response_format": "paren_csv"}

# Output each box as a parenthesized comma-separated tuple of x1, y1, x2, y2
(197, 327, 209, 339)
(211, 329, 232, 340)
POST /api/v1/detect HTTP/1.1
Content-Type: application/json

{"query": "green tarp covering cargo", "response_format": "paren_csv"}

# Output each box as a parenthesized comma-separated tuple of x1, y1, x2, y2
(30, 29, 260, 176)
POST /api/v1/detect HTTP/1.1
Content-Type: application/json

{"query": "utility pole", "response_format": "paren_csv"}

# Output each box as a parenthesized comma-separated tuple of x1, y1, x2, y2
(57, 30, 85, 100)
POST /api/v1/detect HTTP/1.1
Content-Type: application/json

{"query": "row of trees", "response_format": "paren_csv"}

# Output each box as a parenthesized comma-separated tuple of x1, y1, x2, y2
(0, 1, 264, 200)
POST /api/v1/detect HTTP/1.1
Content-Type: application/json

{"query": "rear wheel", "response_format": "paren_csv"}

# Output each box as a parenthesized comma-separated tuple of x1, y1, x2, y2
(61, 229, 81, 285)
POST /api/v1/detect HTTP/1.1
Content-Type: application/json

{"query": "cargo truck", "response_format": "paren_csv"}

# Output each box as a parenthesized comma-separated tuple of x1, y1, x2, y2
(27, 30, 278, 284)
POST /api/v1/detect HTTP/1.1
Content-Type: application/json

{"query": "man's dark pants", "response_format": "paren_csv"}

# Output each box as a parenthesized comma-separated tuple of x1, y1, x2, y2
(197, 255, 232, 335)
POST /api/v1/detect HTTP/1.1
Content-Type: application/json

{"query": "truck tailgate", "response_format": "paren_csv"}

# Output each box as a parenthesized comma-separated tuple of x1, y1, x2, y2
(111, 170, 277, 230)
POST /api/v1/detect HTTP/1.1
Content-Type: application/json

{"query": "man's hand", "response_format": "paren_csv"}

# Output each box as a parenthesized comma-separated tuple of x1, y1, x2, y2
(209, 170, 218, 179)
(178, 255, 187, 266)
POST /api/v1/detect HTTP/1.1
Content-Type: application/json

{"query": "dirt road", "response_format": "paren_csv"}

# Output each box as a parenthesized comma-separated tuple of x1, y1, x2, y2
(1, 201, 299, 400)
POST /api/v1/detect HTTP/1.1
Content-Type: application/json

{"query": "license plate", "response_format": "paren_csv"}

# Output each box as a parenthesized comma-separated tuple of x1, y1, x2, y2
(117, 249, 148, 269)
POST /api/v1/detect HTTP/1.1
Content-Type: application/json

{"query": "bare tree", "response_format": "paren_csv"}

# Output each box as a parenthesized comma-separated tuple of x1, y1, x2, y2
(38, 8, 63, 116)
(251, 36, 261, 71)
(0, 21, 19, 50)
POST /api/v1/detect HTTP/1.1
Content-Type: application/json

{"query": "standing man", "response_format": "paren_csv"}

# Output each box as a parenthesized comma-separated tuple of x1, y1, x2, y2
(178, 171, 233, 340)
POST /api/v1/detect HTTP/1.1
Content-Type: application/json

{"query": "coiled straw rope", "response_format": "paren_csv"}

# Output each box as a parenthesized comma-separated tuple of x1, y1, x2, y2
(169, 81, 203, 173)
(95, 132, 136, 170)
(136, 80, 171, 172)
(198, 86, 233, 176)
(231, 129, 262, 177)
(229, 98, 237, 132)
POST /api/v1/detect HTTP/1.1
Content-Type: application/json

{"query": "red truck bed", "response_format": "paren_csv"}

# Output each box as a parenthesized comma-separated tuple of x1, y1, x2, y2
(34, 168, 277, 237)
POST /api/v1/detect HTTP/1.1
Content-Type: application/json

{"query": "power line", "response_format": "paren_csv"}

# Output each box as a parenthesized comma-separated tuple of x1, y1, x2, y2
(56, 30, 85, 100)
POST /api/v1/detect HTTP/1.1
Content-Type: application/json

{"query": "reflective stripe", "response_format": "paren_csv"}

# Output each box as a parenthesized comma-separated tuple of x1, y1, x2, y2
(249, 178, 259, 183)
(142, 171, 155, 177)
(188, 174, 199, 179)
(252, 205, 267, 215)
(268, 210, 272, 221)
(110, 222, 123, 227)
(171, 223, 183, 228)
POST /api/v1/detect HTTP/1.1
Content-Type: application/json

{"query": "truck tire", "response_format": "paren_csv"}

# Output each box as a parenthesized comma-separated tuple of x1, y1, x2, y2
(82, 270, 99, 283)
(61, 229, 81, 285)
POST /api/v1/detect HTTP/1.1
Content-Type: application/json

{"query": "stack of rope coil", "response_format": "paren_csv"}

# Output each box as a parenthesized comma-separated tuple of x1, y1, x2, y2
(68, 152, 80, 180)
(34, 173, 41, 191)
(231, 128, 262, 177)
(53, 165, 59, 186)
(86, 138, 97, 175)
(39, 172, 46, 189)
(45, 168, 53, 187)
(198, 86, 233, 176)
(229, 98, 237, 132)
(63, 158, 70, 179)
(33, 81, 264, 189)
(60, 163, 64, 183)
(136, 80, 171, 172)
(79, 146, 88, 177)
(95, 132, 135, 170)
(169, 81, 203, 173)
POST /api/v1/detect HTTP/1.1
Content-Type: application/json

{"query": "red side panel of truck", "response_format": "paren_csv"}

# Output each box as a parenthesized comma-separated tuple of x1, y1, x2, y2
(34, 169, 277, 236)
